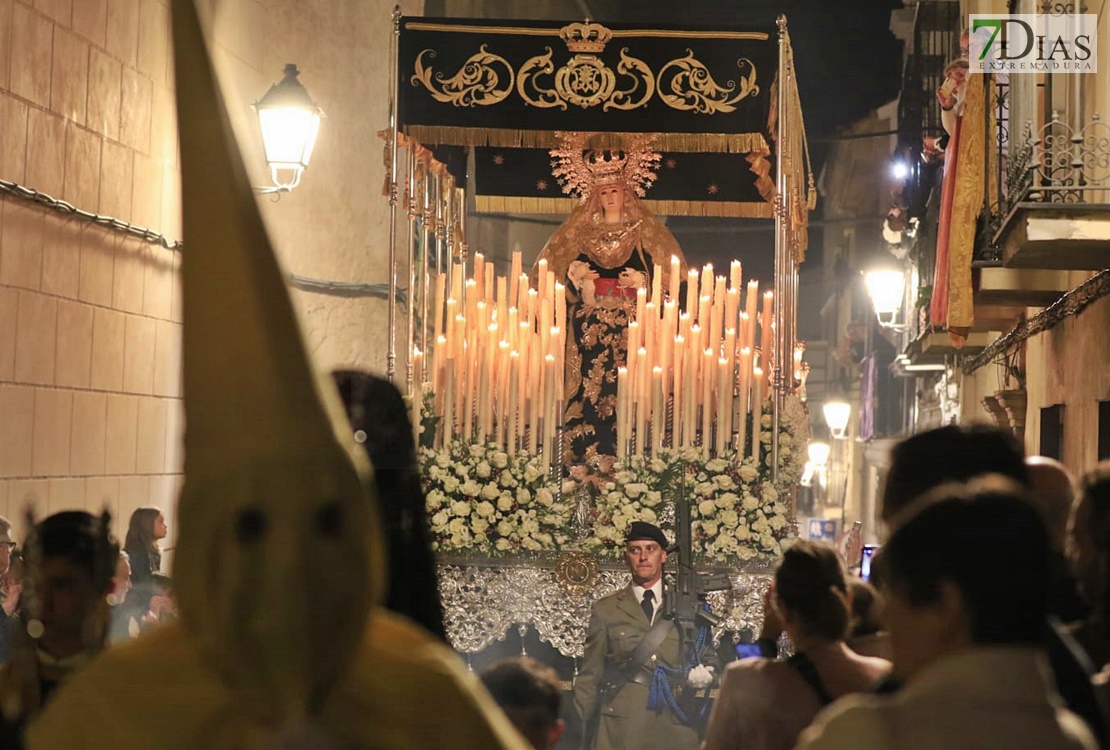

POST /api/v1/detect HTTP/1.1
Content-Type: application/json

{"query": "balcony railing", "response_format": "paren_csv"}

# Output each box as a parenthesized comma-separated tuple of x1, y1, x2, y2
(1006, 113, 1110, 208)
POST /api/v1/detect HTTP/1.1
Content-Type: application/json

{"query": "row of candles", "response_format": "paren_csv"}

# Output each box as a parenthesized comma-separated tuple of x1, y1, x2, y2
(413, 251, 799, 469)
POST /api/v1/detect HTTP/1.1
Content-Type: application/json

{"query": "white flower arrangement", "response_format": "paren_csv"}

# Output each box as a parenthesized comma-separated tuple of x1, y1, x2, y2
(418, 396, 808, 565)
(420, 441, 572, 555)
(583, 397, 806, 564)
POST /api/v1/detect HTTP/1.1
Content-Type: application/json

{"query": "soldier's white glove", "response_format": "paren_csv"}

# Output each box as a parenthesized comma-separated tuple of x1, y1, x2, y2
(687, 664, 715, 688)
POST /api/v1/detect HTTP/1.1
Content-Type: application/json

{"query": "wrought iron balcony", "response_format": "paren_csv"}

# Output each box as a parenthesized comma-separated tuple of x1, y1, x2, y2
(993, 112, 1110, 269)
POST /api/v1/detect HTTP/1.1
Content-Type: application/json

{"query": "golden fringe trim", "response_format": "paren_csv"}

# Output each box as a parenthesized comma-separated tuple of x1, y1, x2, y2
(475, 194, 773, 218)
(404, 126, 770, 154)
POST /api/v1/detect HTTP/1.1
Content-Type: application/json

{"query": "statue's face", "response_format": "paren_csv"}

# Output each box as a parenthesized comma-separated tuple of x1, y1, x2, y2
(598, 184, 625, 221)
(175, 450, 377, 720)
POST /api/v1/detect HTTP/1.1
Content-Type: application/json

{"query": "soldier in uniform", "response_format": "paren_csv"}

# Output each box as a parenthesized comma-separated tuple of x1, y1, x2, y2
(573, 522, 700, 750)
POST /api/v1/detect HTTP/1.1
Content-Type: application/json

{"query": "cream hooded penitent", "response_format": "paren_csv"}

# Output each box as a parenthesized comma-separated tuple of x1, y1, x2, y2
(26, 1, 526, 747)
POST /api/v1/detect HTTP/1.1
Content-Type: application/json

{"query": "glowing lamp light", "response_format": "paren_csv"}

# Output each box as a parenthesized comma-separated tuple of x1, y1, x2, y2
(807, 441, 831, 468)
(823, 401, 851, 440)
(254, 64, 323, 192)
(890, 160, 910, 180)
(864, 269, 906, 328)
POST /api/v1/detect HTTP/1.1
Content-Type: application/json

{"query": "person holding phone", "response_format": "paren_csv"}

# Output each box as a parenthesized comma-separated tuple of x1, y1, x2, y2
(702, 541, 891, 750)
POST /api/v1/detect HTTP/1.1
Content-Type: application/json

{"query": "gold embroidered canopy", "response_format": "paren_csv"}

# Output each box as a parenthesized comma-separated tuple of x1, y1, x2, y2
(398, 17, 778, 153)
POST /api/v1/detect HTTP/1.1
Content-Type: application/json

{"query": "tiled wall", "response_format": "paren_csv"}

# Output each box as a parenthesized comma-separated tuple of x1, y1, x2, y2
(0, 0, 182, 547)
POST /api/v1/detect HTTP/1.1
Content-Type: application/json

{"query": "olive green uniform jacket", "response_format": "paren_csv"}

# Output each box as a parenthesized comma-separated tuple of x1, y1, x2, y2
(573, 585, 700, 750)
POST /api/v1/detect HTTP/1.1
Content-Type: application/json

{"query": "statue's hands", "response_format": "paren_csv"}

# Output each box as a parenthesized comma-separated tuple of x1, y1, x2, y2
(617, 268, 645, 289)
(568, 261, 591, 288)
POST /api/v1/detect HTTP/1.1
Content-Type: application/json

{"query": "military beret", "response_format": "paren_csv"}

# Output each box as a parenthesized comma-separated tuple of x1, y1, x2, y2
(625, 521, 667, 548)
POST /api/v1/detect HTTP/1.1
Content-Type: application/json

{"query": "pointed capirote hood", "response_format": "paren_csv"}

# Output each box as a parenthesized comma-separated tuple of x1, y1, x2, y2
(170, 0, 384, 725)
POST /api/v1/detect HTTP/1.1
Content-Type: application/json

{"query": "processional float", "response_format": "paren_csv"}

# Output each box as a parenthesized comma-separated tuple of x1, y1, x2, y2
(382, 12, 815, 658)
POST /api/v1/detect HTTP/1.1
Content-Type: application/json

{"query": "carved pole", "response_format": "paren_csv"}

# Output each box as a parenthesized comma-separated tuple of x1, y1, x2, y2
(386, 6, 401, 383)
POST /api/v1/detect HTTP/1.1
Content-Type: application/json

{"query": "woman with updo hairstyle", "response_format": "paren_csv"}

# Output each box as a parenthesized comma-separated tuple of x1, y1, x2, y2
(703, 541, 891, 750)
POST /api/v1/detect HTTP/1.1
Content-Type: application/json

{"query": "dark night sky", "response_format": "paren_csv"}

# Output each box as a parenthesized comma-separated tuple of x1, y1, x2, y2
(591, 0, 906, 280)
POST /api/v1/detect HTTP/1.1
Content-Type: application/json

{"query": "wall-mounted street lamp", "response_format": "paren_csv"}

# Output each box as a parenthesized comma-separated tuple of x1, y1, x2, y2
(823, 401, 851, 440)
(253, 64, 323, 194)
(807, 441, 831, 468)
(864, 268, 909, 331)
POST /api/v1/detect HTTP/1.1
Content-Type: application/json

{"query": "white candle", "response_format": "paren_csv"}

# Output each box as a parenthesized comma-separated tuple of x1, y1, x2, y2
(750, 366, 763, 466)
(737, 347, 751, 457)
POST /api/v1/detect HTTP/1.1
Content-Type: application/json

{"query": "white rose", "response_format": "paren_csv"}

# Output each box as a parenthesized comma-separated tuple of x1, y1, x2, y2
(497, 494, 514, 512)
(738, 465, 758, 483)
(536, 488, 554, 506)
(447, 518, 467, 536)
(497, 520, 514, 536)
(742, 494, 759, 511)
(716, 492, 738, 509)
(697, 500, 717, 515)
(435, 453, 451, 468)
(523, 463, 543, 483)
(495, 538, 512, 551)
(695, 481, 715, 497)
(460, 480, 481, 497)
(480, 484, 500, 500)
(713, 475, 736, 491)
(641, 508, 657, 523)
(702, 520, 719, 537)
(431, 511, 449, 527)
(517, 488, 532, 504)
(753, 518, 770, 533)
(500, 470, 516, 488)
(562, 480, 578, 494)
(476, 461, 492, 479)
(762, 486, 779, 503)
(475, 501, 496, 518)
(770, 515, 786, 530)
(607, 491, 624, 504)
(644, 491, 662, 507)
(472, 518, 490, 534)
(426, 489, 446, 507)
(719, 510, 739, 527)
(760, 533, 777, 549)
(739, 546, 756, 560)
(615, 471, 634, 484)
(492, 452, 509, 469)
(705, 458, 728, 473)
(625, 483, 647, 499)
(443, 476, 460, 494)
(736, 526, 751, 541)
(450, 501, 470, 517)
(651, 459, 668, 473)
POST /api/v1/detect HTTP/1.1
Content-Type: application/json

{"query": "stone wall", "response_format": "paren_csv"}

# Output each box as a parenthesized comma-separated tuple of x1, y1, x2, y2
(0, 0, 417, 552)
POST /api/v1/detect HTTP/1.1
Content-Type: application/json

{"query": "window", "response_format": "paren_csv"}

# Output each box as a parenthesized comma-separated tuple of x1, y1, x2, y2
(1040, 405, 1064, 460)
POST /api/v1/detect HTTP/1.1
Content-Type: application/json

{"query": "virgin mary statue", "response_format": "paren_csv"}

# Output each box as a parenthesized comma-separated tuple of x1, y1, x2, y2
(532, 133, 688, 475)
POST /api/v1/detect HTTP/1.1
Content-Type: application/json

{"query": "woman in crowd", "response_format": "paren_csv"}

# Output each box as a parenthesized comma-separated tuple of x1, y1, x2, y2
(122, 507, 167, 623)
(1070, 463, 1110, 670)
(332, 370, 447, 641)
(703, 540, 891, 750)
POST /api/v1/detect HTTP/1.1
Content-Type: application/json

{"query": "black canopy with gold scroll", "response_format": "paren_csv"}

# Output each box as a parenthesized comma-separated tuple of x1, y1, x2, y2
(398, 16, 778, 153)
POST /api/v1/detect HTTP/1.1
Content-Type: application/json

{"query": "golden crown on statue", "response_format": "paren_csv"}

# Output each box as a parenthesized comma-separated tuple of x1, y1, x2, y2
(550, 132, 661, 200)
(586, 149, 629, 186)
(560, 21, 613, 54)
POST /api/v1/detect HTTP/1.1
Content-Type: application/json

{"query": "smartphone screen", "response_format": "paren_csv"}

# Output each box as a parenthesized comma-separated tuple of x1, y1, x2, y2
(734, 643, 763, 659)
(860, 545, 879, 581)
